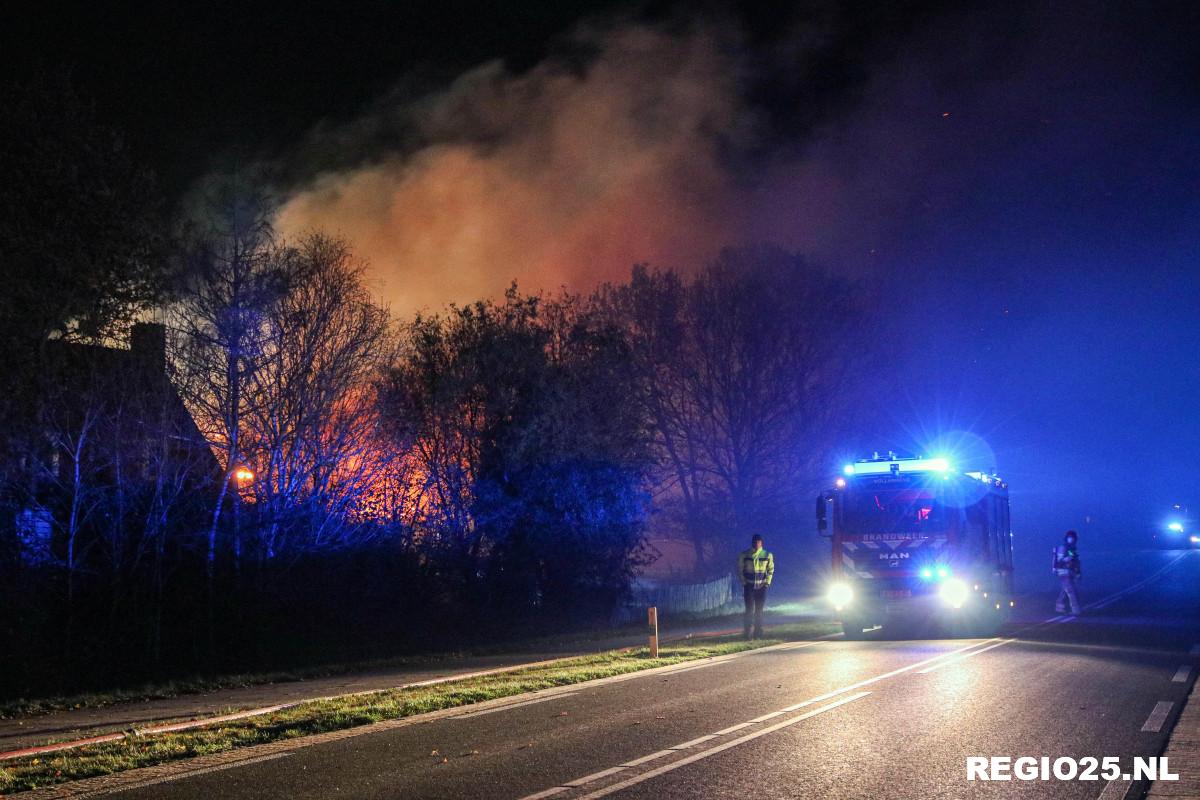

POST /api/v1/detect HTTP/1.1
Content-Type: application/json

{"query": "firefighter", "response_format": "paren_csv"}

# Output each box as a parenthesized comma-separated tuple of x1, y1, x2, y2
(1053, 529, 1082, 614)
(737, 534, 774, 639)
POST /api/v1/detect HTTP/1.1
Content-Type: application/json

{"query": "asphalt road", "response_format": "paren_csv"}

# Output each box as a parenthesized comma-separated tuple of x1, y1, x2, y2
(99, 548, 1200, 800)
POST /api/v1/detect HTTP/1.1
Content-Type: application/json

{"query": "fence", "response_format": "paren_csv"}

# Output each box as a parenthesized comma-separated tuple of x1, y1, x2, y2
(612, 573, 738, 625)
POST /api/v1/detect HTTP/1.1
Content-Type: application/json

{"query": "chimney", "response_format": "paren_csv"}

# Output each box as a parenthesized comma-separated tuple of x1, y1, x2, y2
(130, 322, 166, 372)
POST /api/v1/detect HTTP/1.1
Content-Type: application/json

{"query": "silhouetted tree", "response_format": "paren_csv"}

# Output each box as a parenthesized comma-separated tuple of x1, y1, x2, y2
(595, 245, 867, 575)
(380, 288, 650, 622)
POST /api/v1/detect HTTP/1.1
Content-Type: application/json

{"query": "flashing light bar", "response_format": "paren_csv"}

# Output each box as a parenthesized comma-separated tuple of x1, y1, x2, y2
(842, 457, 951, 476)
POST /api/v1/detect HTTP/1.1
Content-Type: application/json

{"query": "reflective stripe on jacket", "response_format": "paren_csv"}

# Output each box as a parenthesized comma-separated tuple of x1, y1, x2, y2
(737, 547, 774, 589)
(1053, 544, 1080, 577)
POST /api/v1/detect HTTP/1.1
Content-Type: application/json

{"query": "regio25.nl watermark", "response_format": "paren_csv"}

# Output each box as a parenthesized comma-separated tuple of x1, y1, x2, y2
(967, 757, 1178, 782)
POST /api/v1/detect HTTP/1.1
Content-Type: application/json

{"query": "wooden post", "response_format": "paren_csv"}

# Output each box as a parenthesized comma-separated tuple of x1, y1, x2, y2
(648, 606, 659, 658)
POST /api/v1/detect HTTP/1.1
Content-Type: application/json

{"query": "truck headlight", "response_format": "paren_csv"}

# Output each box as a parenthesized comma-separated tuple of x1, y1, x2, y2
(939, 578, 969, 609)
(827, 582, 853, 609)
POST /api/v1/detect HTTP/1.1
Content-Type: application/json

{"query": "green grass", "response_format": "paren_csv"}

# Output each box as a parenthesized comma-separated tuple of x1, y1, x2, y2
(0, 621, 658, 720)
(0, 623, 835, 794)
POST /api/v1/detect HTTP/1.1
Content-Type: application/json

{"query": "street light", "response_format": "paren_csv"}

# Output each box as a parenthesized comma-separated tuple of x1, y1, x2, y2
(234, 467, 254, 483)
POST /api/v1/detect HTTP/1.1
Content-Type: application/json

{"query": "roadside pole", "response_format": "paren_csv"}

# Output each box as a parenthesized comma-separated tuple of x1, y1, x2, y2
(648, 606, 659, 658)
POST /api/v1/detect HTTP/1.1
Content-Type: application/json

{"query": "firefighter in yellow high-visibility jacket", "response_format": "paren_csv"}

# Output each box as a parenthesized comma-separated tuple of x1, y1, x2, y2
(737, 534, 774, 639)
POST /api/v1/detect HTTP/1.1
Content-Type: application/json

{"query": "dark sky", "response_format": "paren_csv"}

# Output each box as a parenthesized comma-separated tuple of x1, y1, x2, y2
(7, 0, 1200, 568)
(2, 0, 946, 197)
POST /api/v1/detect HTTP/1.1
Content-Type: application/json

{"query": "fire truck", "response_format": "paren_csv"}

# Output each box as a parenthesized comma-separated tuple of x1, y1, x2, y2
(816, 453, 1014, 638)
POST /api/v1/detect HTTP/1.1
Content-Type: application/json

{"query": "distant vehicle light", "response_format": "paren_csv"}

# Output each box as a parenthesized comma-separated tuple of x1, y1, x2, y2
(1191, 535, 1200, 544)
(827, 582, 854, 609)
(939, 578, 970, 609)
(843, 464, 856, 475)
(1168, 522, 1184, 532)
(835, 477, 847, 488)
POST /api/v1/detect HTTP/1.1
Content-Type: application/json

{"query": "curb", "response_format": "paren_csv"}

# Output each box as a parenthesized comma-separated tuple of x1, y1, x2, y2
(9, 638, 823, 799)
(1147, 666, 1200, 799)
(0, 623, 792, 763)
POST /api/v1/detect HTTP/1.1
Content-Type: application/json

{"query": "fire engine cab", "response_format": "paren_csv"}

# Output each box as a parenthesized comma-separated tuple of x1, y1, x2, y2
(817, 453, 1013, 638)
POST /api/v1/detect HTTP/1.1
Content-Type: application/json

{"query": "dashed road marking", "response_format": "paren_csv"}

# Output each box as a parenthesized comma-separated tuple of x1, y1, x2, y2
(1172, 665, 1191, 683)
(1097, 775, 1132, 800)
(89, 753, 293, 795)
(917, 640, 1011, 674)
(576, 693, 871, 799)
(517, 639, 999, 800)
(1141, 701, 1174, 733)
(618, 749, 675, 768)
(563, 767, 627, 788)
(671, 734, 719, 750)
(1088, 552, 1191, 611)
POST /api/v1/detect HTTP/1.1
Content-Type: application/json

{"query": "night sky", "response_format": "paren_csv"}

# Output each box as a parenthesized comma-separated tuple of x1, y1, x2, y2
(7, 0, 1200, 572)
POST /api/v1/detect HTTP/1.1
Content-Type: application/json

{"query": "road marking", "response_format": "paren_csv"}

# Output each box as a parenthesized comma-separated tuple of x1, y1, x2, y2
(576, 693, 871, 799)
(86, 753, 293, 795)
(671, 734, 718, 750)
(1097, 776, 1132, 800)
(917, 640, 1011, 673)
(1141, 701, 1174, 732)
(619, 749, 675, 768)
(521, 787, 569, 800)
(518, 639, 996, 800)
(563, 767, 627, 788)
(452, 692, 576, 718)
(1087, 552, 1191, 611)
(1172, 665, 1191, 683)
(662, 660, 733, 675)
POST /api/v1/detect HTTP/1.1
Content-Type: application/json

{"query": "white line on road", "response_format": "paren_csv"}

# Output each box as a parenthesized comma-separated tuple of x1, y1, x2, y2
(671, 734, 719, 750)
(1096, 776, 1132, 800)
(917, 640, 1011, 674)
(452, 692, 576, 718)
(1141, 701, 1174, 733)
(1172, 665, 1191, 683)
(564, 767, 627, 788)
(78, 753, 293, 797)
(576, 693, 871, 799)
(517, 639, 998, 800)
(662, 660, 734, 675)
(618, 749, 675, 768)
(1087, 552, 1191, 611)
(520, 787, 568, 800)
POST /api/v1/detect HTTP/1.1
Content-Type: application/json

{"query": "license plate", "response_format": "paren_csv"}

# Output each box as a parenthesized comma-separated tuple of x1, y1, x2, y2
(882, 589, 911, 599)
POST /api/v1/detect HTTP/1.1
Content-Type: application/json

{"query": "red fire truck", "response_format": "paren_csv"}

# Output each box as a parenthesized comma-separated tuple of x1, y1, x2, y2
(816, 453, 1014, 638)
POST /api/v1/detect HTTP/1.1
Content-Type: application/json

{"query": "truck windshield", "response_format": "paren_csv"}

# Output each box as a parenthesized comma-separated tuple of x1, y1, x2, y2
(842, 487, 945, 535)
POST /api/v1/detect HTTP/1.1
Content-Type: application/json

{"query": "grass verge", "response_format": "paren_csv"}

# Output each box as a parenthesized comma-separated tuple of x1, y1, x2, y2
(0, 621, 657, 719)
(0, 622, 834, 794)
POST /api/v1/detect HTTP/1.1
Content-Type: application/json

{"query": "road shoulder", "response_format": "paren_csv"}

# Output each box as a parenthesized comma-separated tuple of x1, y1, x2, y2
(1149, 671, 1200, 799)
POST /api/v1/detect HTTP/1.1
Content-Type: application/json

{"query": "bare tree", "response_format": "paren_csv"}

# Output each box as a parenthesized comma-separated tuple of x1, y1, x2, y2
(595, 245, 866, 575)
(242, 233, 394, 558)
(171, 180, 289, 648)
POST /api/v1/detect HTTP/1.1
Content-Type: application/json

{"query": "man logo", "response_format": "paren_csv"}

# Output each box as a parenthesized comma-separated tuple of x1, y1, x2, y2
(878, 552, 910, 560)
